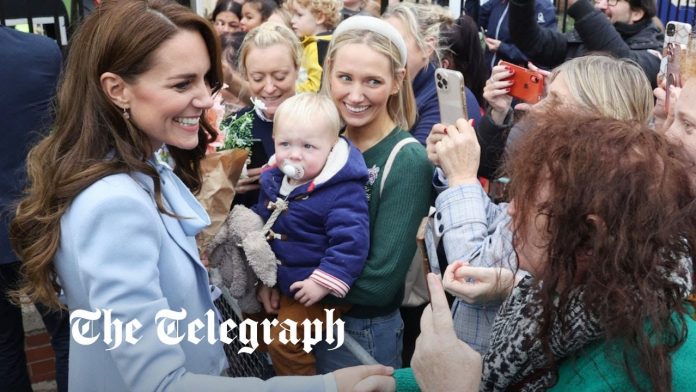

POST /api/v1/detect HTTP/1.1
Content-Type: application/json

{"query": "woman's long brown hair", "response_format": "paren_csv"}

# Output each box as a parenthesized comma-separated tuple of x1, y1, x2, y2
(9, 0, 222, 309)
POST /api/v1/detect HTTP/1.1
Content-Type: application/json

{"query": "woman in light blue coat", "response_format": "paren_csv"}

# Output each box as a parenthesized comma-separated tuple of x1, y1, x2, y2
(9, 1, 390, 391)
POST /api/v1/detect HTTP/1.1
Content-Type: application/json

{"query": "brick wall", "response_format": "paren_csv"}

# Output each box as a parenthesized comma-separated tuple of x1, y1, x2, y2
(25, 331, 57, 383)
(22, 303, 57, 386)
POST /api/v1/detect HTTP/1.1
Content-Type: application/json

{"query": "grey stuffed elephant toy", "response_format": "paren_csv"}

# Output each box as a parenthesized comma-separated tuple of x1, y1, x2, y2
(206, 204, 278, 314)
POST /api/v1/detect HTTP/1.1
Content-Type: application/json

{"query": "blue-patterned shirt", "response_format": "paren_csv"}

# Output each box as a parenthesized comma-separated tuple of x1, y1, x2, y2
(433, 169, 524, 354)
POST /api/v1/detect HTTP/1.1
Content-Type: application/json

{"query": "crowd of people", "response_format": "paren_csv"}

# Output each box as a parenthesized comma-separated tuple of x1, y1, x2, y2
(3, 0, 696, 391)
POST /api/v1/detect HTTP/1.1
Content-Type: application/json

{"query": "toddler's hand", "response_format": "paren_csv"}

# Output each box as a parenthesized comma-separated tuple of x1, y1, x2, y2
(290, 279, 331, 306)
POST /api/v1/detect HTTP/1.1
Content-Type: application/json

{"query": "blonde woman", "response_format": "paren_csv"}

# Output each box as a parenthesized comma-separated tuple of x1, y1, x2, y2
(232, 22, 302, 207)
(467, 54, 654, 180)
(309, 15, 434, 372)
(383, 2, 481, 144)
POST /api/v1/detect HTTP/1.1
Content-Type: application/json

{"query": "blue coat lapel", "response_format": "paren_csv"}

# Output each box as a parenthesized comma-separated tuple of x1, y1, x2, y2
(131, 164, 210, 272)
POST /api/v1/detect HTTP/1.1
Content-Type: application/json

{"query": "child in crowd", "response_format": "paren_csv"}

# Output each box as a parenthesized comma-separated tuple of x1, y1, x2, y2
(288, 0, 342, 92)
(253, 93, 370, 375)
(240, 0, 277, 32)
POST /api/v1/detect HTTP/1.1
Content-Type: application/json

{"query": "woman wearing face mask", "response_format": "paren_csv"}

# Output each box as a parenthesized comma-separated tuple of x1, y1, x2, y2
(298, 15, 433, 373)
(232, 22, 302, 207)
(9, 1, 390, 390)
(383, 2, 481, 145)
(425, 55, 655, 355)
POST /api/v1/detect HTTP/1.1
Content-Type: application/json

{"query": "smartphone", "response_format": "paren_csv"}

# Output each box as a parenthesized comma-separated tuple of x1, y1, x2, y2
(416, 216, 441, 302)
(435, 68, 468, 125)
(658, 21, 692, 83)
(659, 22, 692, 111)
(499, 60, 545, 104)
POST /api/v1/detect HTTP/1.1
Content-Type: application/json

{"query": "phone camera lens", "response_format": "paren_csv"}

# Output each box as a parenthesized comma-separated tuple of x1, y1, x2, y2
(436, 73, 442, 80)
(437, 81, 443, 89)
(443, 79, 448, 86)
(666, 25, 675, 36)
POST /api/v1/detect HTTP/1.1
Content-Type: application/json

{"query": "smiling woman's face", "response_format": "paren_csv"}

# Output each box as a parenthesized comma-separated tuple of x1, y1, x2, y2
(121, 29, 213, 153)
(243, 43, 298, 118)
(328, 43, 400, 134)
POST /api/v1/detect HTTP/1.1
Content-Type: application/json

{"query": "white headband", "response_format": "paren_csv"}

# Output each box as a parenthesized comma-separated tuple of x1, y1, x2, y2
(332, 15, 408, 68)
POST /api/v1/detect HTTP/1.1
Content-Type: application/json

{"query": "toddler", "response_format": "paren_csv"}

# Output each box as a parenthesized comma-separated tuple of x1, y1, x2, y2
(253, 92, 369, 375)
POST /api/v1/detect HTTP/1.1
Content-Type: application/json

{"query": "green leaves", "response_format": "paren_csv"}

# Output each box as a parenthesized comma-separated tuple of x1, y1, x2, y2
(220, 111, 255, 152)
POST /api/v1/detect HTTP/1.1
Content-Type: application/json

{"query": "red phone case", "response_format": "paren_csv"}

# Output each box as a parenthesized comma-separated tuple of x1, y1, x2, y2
(499, 61, 545, 104)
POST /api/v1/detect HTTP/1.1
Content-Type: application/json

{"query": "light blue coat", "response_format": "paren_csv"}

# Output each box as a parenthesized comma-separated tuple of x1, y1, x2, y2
(55, 160, 335, 391)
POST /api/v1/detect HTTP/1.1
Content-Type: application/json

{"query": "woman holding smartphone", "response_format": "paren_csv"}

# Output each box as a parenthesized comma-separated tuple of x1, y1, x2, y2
(358, 110, 696, 391)
(425, 54, 655, 354)
(459, 55, 655, 181)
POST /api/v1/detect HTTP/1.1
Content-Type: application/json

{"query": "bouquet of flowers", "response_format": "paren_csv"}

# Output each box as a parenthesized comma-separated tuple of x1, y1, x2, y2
(196, 93, 255, 250)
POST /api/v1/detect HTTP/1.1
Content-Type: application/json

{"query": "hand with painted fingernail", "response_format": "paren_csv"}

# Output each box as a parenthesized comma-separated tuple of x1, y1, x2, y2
(483, 63, 515, 125)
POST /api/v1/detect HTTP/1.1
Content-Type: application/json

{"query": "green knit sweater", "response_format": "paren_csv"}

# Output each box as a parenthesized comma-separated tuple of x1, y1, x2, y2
(393, 312, 696, 391)
(550, 313, 696, 391)
(325, 128, 434, 318)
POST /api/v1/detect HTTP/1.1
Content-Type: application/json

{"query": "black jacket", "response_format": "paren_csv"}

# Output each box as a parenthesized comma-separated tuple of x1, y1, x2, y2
(509, 0, 663, 87)
(0, 26, 61, 264)
(474, 110, 514, 180)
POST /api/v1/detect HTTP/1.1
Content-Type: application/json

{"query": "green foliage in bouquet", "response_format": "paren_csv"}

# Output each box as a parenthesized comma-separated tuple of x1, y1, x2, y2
(219, 111, 255, 151)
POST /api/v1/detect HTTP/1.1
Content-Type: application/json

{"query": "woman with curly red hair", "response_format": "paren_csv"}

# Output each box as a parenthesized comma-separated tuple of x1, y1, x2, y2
(358, 110, 696, 391)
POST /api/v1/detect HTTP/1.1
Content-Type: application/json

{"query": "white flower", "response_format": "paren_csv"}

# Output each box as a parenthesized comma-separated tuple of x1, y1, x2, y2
(250, 96, 267, 111)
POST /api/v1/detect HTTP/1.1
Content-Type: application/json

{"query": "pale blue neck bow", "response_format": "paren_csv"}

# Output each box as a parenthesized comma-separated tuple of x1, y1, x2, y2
(152, 159, 211, 236)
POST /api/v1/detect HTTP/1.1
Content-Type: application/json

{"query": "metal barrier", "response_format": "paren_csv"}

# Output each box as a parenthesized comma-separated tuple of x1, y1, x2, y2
(0, 0, 193, 48)
(208, 267, 378, 378)
(0, 0, 71, 45)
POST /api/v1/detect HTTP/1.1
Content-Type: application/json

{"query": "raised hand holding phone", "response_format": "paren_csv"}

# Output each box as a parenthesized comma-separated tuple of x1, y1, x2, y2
(425, 123, 448, 167)
(483, 64, 515, 125)
(435, 118, 480, 188)
(498, 60, 545, 104)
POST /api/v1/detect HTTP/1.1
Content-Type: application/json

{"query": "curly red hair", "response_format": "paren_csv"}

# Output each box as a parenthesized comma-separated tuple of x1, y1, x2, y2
(505, 109, 696, 391)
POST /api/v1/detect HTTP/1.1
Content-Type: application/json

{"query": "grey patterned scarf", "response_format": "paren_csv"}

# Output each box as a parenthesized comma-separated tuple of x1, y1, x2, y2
(480, 256, 693, 391)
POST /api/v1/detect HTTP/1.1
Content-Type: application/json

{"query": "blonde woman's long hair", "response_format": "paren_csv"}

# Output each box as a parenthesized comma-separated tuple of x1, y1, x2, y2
(321, 29, 417, 130)
(383, 2, 453, 65)
(552, 55, 654, 124)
